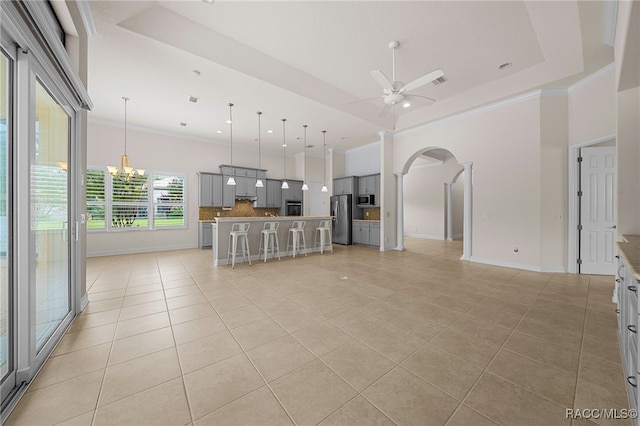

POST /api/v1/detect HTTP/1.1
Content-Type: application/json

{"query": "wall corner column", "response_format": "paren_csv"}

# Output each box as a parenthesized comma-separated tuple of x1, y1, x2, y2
(445, 183, 453, 240)
(461, 162, 473, 260)
(395, 172, 405, 251)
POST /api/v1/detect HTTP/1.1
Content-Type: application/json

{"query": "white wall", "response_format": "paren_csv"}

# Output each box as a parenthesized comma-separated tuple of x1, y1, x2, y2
(568, 67, 616, 145)
(87, 120, 298, 255)
(403, 156, 463, 240)
(394, 95, 544, 269)
(345, 142, 380, 176)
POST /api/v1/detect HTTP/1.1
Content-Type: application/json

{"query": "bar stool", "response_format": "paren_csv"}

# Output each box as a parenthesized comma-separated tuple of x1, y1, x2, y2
(314, 220, 333, 254)
(286, 221, 307, 258)
(227, 223, 251, 268)
(258, 221, 280, 262)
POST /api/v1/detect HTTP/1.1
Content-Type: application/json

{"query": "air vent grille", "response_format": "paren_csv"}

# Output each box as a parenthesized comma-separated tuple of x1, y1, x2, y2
(188, 96, 199, 103)
(432, 76, 447, 85)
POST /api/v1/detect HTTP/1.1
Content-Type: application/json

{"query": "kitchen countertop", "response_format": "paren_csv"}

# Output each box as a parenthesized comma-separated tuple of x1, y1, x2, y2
(618, 235, 640, 280)
(214, 216, 332, 221)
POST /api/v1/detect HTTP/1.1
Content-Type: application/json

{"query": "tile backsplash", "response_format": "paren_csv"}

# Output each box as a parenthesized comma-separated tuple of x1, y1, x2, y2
(199, 200, 279, 220)
(363, 207, 381, 220)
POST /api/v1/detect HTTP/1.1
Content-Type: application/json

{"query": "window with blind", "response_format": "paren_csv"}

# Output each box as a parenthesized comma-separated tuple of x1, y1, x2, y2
(86, 169, 105, 229)
(86, 167, 186, 231)
(152, 174, 185, 228)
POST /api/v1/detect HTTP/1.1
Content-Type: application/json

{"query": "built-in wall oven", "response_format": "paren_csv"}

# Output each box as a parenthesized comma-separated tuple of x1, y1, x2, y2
(285, 200, 302, 216)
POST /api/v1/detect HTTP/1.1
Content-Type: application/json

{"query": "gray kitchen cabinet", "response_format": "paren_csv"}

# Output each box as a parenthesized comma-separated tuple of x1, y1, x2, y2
(198, 221, 213, 248)
(616, 244, 640, 417)
(358, 174, 380, 207)
(198, 172, 223, 207)
(369, 222, 380, 246)
(256, 182, 267, 208)
(266, 179, 282, 208)
(334, 176, 358, 195)
(352, 221, 380, 247)
(222, 175, 235, 207)
(358, 175, 376, 195)
(282, 180, 303, 202)
(352, 221, 368, 244)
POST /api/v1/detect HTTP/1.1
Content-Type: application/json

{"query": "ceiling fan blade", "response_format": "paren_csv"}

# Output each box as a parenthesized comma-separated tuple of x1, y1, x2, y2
(399, 68, 444, 94)
(378, 103, 391, 117)
(404, 94, 436, 105)
(370, 70, 394, 92)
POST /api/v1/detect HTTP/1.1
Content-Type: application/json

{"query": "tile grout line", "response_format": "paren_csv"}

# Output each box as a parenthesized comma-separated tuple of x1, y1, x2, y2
(88, 258, 129, 426)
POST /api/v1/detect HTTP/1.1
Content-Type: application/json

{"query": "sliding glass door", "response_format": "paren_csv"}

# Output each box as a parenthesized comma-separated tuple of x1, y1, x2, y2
(0, 46, 12, 400)
(33, 81, 70, 351)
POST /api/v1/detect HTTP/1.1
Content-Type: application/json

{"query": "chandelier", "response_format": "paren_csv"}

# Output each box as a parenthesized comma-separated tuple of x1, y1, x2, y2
(107, 97, 144, 178)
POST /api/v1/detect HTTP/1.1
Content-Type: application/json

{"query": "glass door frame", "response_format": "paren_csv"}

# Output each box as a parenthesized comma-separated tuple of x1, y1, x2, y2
(1, 20, 82, 417)
(0, 36, 16, 407)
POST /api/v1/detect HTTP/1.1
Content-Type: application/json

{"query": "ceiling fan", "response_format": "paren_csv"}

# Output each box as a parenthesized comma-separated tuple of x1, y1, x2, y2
(369, 40, 444, 116)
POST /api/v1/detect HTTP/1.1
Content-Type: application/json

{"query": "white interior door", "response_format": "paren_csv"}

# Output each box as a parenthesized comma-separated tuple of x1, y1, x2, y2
(580, 146, 616, 275)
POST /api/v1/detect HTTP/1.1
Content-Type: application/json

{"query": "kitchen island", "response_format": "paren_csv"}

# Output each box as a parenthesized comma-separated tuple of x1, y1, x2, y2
(212, 216, 333, 266)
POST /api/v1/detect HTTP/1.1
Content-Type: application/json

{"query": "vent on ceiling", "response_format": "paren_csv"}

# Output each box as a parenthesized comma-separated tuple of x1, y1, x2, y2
(432, 75, 447, 85)
(180, 122, 187, 127)
(188, 96, 199, 103)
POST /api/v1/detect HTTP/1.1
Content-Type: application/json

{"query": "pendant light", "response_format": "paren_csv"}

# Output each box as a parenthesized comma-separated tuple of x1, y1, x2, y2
(281, 118, 289, 189)
(107, 97, 145, 178)
(226, 103, 236, 186)
(301, 124, 309, 191)
(255, 111, 264, 188)
(321, 130, 328, 192)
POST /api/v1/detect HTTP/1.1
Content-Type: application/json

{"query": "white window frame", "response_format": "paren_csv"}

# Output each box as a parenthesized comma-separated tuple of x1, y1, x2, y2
(86, 166, 187, 232)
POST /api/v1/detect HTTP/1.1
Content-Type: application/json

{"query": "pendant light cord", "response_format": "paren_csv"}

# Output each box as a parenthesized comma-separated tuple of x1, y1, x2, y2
(229, 103, 234, 174)
(303, 125, 307, 184)
(322, 130, 327, 185)
(257, 112, 262, 171)
(282, 118, 287, 180)
(123, 96, 129, 155)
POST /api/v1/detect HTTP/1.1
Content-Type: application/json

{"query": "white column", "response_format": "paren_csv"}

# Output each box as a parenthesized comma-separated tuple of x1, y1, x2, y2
(446, 183, 453, 241)
(395, 172, 405, 251)
(461, 162, 473, 260)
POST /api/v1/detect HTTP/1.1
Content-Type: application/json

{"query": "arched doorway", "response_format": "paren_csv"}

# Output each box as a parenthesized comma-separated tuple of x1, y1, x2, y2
(396, 147, 473, 260)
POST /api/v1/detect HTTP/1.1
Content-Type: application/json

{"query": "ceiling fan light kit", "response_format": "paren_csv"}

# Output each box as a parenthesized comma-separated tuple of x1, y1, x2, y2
(369, 40, 443, 116)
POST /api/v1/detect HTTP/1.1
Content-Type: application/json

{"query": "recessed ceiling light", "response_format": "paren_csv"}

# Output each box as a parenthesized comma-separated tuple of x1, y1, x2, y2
(267, 130, 274, 134)
(180, 122, 187, 127)
(191, 70, 201, 77)
(216, 130, 223, 134)
(402, 102, 411, 108)
(499, 62, 512, 70)
(282, 144, 287, 147)
(225, 120, 232, 124)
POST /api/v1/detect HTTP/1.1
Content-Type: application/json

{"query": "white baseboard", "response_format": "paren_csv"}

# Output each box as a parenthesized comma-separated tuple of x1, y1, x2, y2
(467, 256, 567, 273)
(87, 243, 197, 257)
(404, 233, 445, 240)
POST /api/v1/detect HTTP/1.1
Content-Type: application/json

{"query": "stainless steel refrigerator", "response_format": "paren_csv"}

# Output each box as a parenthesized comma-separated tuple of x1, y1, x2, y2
(330, 194, 353, 245)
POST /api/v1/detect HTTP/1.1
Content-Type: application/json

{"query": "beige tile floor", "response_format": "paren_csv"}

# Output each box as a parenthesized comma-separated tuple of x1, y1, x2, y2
(5, 239, 632, 426)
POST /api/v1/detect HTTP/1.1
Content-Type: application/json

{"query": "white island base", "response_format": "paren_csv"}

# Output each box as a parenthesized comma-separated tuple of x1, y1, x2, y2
(212, 216, 333, 266)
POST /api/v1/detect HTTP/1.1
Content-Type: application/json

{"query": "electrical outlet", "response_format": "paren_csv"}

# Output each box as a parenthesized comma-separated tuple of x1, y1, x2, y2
(216, 212, 220, 216)
(366, 211, 369, 217)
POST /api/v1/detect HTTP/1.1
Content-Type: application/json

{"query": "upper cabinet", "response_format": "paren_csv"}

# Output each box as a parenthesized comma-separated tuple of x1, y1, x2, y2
(198, 172, 223, 207)
(333, 176, 358, 195)
(358, 174, 380, 206)
(219, 165, 266, 207)
(282, 180, 303, 202)
(266, 179, 282, 208)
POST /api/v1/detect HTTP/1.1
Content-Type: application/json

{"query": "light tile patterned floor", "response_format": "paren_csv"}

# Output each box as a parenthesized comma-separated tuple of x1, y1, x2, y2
(5, 239, 631, 425)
